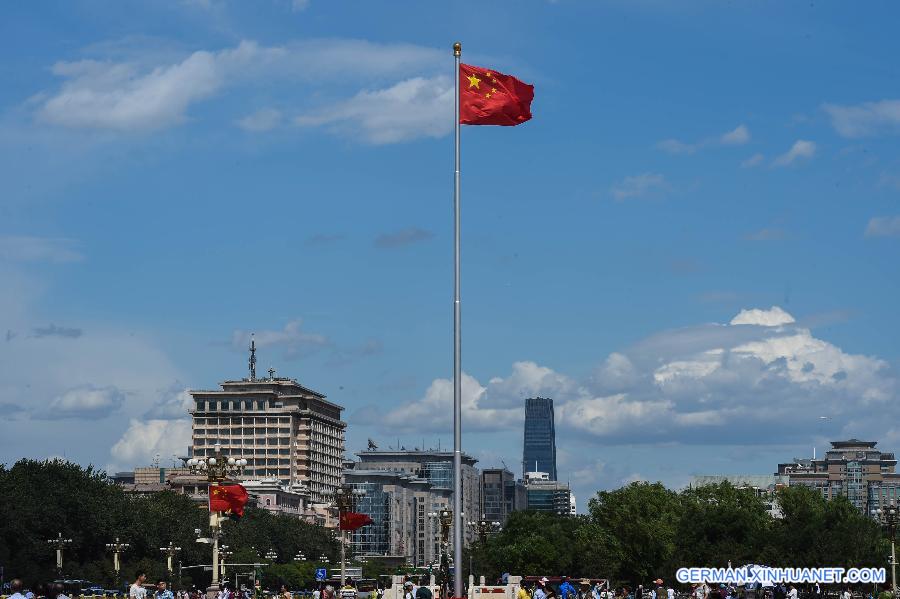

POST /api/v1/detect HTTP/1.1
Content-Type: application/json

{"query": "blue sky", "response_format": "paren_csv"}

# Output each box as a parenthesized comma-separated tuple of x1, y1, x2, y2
(2, 0, 900, 510)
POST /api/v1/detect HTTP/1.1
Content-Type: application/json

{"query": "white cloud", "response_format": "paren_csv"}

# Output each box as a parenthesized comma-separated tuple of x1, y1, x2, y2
(231, 319, 329, 360)
(610, 172, 668, 201)
(110, 418, 192, 469)
(382, 372, 522, 433)
(773, 140, 816, 167)
(741, 153, 764, 168)
(144, 385, 193, 419)
(291, 0, 310, 11)
(720, 124, 750, 145)
(0, 236, 83, 263)
(656, 139, 697, 155)
(295, 76, 453, 144)
(237, 108, 282, 132)
(656, 124, 750, 155)
(730, 306, 795, 326)
(35, 39, 444, 134)
(865, 216, 900, 238)
(824, 99, 900, 138)
(40, 385, 126, 419)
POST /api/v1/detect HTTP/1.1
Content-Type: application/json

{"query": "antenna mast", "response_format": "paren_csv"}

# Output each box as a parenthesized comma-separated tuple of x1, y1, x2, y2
(249, 334, 257, 381)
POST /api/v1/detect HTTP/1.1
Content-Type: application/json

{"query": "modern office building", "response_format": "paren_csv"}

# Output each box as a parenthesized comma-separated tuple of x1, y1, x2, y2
(343, 467, 450, 566)
(352, 448, 481, 546)
(523, 471, 572, 515)
(189, 341, 346, 504)
(776, 439, 900, 516)
(481, 467, 526, 524)
(523, 397, 557, 480)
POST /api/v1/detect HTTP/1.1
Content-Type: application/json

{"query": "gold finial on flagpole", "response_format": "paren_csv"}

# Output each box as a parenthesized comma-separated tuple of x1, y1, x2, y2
(453, 42, 461, 57)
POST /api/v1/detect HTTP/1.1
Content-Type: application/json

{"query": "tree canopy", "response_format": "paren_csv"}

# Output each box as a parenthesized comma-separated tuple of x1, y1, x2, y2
(0, 459, 339, 589)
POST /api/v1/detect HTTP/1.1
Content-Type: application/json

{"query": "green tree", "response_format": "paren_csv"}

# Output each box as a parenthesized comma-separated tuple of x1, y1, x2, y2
(589, 482, 682, 585)
(673, 482, 773, 569)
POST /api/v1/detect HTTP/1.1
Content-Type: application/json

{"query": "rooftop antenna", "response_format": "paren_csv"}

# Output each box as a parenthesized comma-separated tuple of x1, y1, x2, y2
(268, 367, 276, 380)
(249, 334, 257, 381)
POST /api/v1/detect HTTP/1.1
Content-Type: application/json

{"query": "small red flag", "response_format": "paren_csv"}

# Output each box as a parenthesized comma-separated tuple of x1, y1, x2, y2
(340, 511, 374, 531)
(209, 484, 249, 518)
(459, 64, 534, 126)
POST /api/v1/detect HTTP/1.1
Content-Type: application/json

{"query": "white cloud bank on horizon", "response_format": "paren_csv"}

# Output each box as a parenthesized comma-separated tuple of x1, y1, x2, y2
(383, 306, 897, 447)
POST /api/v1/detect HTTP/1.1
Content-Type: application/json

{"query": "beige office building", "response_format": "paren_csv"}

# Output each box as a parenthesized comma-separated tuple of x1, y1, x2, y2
(189, 345, 345, 504)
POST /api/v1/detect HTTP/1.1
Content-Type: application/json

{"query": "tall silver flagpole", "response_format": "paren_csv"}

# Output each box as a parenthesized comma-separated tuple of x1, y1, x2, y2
(452, 40, 463, 599)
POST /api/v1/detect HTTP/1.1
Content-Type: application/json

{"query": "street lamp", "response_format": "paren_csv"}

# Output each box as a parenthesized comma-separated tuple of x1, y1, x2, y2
(186, 443, 247, 594)
(319, 554, 329, 565)
(466, 516, 500, 579)
(335, 485, 367, 586)
(47, 532, 72, 576)
(106, 538, 130, 586)
(266, 549, 278, 562)
(877, 504, 899, 597)
(220, 546, 234, 580)
(428, 508, 453, 599)
(294, 552, 306, 562)
(160, 542, 182, 578)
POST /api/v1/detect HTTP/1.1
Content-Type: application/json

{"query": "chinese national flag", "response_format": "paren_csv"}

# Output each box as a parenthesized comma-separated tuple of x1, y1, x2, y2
(209, 484, 249, 518)
(460, 63, 533, 126)
(340, 512, 374, 531)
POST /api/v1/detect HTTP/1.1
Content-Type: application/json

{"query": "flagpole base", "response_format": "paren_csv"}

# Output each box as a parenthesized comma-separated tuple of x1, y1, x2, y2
(206, 583, 220, 599)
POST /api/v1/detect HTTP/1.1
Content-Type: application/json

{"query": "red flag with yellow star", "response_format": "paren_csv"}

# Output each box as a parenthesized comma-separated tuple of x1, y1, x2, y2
(209, 484, 249, 518)
(460, 64, 533, 126)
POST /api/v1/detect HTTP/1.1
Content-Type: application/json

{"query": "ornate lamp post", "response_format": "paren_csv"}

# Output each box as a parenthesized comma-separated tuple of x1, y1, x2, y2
(186, 443, 247, 596)
(160, 542, 182, 578)
(106, 538, 130, 586)
(335, 485, 367, 586)
(47, 532, 72, 576)
(428, 508, 453, 599)
(878, 504, 899, 597)
(220, 546, 234, 581)
(466, 516, 500, 578)
(294, 552, 306, 563)
(265, 549, 278, 563)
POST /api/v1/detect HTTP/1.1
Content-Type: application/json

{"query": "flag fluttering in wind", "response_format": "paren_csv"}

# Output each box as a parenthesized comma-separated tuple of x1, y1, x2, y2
(339, 511, 374, 531)
(449, 42, 533, 599)
(459, 63, 534, 126)
(209, 484, 249, 519)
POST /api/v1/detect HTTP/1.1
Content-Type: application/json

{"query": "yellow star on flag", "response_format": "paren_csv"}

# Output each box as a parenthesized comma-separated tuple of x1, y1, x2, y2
(467, 74, 481, 89)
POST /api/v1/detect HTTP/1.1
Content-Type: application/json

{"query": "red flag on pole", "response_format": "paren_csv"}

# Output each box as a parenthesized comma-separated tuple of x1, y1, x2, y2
(209, 484, 249, 518)
(459, 63, 534, 126)
(340, 512, 374, 531)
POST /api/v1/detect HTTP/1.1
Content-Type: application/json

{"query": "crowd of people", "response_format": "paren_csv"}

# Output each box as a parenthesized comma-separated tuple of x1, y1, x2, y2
(5, 573, 896, 599)
(513, 577, 895, 599)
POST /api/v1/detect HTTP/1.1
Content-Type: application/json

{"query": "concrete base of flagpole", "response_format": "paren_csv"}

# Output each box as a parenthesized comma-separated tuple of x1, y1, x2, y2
(206, 583, 220, 599)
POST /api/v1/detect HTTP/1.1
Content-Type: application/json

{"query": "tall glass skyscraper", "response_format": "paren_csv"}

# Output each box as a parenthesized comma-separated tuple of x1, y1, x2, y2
(523, 397, 557, 480)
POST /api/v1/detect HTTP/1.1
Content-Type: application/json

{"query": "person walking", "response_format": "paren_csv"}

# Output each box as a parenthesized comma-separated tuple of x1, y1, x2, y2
(130, 574, 148, 599)
(534, 579, 550, 599)
(560, 578, 577, 599)
(518, 581, 532, 599)
(156, 582, 174, 599)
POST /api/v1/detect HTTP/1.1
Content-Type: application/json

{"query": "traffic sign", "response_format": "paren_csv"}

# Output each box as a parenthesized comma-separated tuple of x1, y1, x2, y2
(316, 568, 327, 581)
